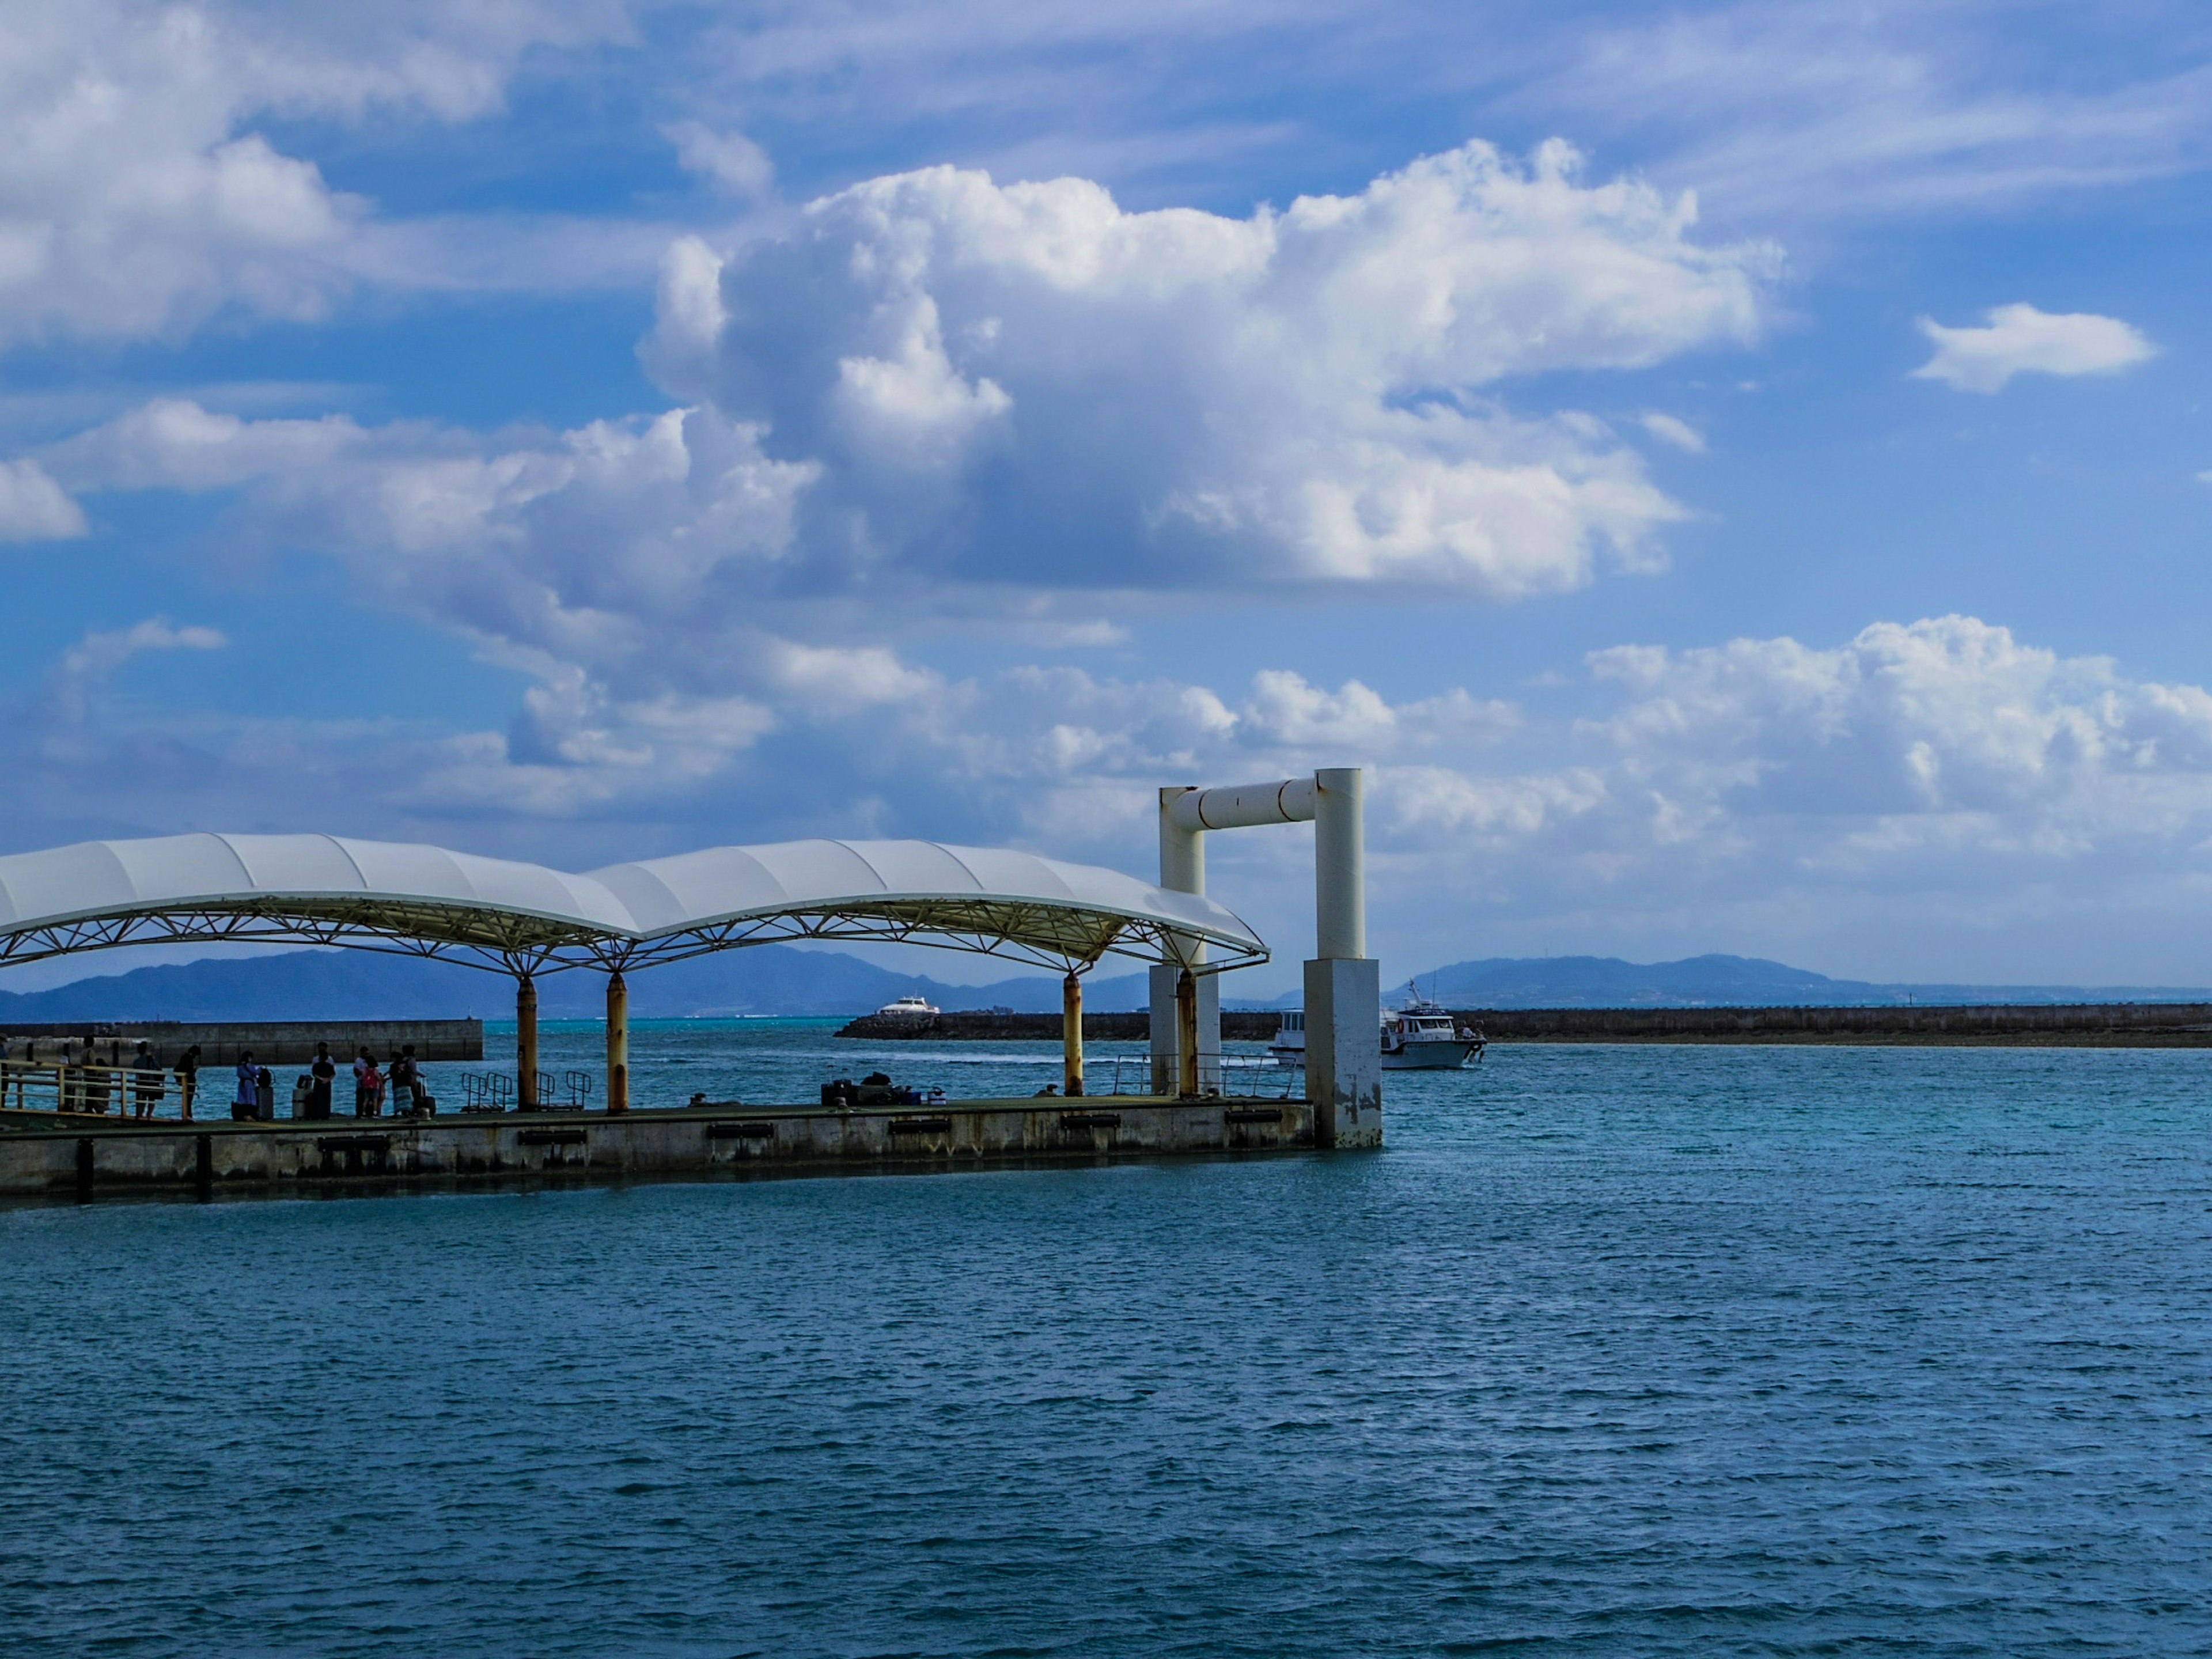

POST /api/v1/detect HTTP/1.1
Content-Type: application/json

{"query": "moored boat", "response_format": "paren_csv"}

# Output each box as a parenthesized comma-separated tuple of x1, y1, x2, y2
(874, 995, 940, 1020)
(1268, 1000, 1486, 1070)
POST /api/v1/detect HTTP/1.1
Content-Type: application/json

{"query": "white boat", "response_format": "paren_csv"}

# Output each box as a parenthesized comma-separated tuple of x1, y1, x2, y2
(1380, 999, 1484, 1069)
(1268, 1001, 1485, 1070)
(874, 995, 940, 1019)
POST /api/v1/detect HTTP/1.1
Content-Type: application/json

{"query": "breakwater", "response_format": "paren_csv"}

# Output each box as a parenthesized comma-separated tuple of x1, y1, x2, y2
(0, 1018, 482, 1065)
(838, 1010, 1281, 1041)
(842, 1003, 2212, 1047)
(0, 1094, 1315, 1198)
(1455, 1002, 2212, 1045)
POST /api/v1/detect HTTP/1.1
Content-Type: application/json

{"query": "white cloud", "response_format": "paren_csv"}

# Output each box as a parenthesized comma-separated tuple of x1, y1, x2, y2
(0, 459, 88, 540)
(1638, 412, 1706, 453)
(664, 122, 775, 200)
(0, 1, 634, 343)
(1912, 304, 2156, 393)
(45, 616, 227, 727)
(1525, 5, 2212, 225)
(668, 140, 1768, 597)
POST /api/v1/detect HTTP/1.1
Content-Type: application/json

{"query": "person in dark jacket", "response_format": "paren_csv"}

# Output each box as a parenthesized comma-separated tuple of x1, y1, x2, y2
(176, 1044, 200, 1121)
(309, 1043, 335, 1121)
(131, 1041, 162, 1119)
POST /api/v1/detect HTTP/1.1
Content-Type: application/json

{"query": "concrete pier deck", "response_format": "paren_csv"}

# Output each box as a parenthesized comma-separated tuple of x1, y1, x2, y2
(0, 1094, 1319, 1199)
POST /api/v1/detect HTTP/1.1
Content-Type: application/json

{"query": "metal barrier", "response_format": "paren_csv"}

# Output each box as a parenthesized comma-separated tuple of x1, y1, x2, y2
(0, 1058, 195, 1119)
(461, 1070, 597, 1112)
(460, 1073, 514, 1112)
(1096, 1050, 1297, 1100)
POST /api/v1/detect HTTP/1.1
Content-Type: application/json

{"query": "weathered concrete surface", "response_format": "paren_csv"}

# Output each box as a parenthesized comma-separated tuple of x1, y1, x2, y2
(1453, 1002, 2212, 1046)
(0, 1094, 1322, 1198)
(0, 1020, 482, 1066)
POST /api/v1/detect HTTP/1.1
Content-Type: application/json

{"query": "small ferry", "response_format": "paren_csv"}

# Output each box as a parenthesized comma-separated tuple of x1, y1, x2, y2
(874, 995, 940, 1020)
(1269, 999, 1485, 1070)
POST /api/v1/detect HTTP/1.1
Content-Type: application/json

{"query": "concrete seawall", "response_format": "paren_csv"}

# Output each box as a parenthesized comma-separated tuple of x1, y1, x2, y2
(0, 1096, 1319, 1198)
(840, 1003, 2212, 1046)
(1453, 1002, 2212, 1045)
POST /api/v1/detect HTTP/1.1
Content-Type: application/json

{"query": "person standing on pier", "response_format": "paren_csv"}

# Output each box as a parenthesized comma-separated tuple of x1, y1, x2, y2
(308, 1043, 334, 1121)
(131, 1041, 162, 1119)
(391, 1046, 420, 1115)
(176, 1044, 199, 1121)
(351, 1046, 370, 1116)
(233, 1050, 259, 1121)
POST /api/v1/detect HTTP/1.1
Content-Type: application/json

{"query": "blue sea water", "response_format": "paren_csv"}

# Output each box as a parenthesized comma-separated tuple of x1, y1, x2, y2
(5, 1031, 2212, 1656)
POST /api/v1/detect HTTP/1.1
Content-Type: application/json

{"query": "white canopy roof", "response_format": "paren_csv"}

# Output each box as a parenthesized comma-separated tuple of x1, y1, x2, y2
(0, 832, 1265, 975)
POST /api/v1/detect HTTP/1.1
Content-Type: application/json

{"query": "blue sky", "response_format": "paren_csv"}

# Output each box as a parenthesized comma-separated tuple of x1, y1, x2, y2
(2, 1, 2210, 993)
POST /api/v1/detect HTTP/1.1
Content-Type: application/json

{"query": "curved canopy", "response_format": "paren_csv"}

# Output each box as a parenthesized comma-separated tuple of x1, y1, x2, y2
(0, 832, 1265, 977)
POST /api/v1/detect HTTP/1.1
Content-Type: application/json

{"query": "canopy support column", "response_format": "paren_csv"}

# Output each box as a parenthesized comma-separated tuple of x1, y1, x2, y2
(1062, 971, 1084, 1097)
(516, 975, 539, 1111)
(606, 970, 629, 1113)
(1177, 968, 1199, 1099)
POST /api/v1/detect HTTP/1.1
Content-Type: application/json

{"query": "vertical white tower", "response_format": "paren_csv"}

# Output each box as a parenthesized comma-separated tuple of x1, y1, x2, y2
(1302, 767, 1380, 1146)
(1148, 768, 1379, 1145)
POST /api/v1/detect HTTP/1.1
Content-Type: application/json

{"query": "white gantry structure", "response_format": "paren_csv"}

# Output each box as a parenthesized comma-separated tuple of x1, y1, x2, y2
(1150, 767, 1379, 1148)
(0, 832, 1267, 1111)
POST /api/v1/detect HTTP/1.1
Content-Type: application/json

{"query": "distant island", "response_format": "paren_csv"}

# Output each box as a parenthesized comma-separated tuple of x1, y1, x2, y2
(0, 945, 2200, 1023)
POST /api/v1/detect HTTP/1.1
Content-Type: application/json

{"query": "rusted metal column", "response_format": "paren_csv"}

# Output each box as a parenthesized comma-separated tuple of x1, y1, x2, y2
(516, 976, 539, 1110)
(1062, 971, 1085, 1097)
(1177, 968, 1199, 1098)
(606, 969, 630, 1113)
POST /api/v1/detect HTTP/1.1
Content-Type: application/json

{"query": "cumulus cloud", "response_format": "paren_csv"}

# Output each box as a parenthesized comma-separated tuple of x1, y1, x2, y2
(41, 138, 1771, 821)
(0, 459, 88, 541)
(1912, 303, 2156, 393)
(0, 1, 632, 343)
(671, 140, 1770, 597)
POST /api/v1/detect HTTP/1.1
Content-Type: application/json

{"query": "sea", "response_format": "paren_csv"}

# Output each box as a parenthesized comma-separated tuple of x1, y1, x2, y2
(4, 1021, 2210, 1656)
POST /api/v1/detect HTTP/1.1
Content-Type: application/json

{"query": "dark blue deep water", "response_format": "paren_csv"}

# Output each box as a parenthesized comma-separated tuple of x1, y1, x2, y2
(6, 1033, 2212, 1656)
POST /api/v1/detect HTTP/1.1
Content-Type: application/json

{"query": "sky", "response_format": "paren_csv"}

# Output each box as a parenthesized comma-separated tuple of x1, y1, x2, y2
(1, 0, 2210, 994)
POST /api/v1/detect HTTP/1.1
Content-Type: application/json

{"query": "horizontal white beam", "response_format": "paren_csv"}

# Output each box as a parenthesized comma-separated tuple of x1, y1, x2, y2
(1166, 777, 1317, 832)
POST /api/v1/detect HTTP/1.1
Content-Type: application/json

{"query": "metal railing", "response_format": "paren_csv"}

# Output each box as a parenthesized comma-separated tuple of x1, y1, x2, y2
(1091, 1050, 1300, 1100)
(0, 1058, 201, 1119)
(461, 1069, 597, 1112)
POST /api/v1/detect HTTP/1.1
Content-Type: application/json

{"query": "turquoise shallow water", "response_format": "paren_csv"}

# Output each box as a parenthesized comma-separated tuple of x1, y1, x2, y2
(6, 1032, 2212, 1656)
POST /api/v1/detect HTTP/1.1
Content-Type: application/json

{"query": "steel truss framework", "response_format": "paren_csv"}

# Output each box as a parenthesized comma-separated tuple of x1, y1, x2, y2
(0, 896, 1267, 981)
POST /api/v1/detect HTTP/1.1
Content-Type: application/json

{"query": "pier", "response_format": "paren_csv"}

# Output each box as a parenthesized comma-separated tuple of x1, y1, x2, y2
(0, 1094, 1313, 1197)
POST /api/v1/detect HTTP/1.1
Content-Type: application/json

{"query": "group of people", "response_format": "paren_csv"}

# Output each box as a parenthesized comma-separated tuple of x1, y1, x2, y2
(267, 1042, 428, 1120)
(1, 1035, 431, 1122)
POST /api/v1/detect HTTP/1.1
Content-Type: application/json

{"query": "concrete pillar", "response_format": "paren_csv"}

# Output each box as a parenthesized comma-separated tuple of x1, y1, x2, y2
(1062, 971, 1085, 1097)
(1150, 965, 1218, 1094)
(1150, 785, 1221, 1094)
(516, 976, 539, 1110)
(1177, 968, 1200, 1097)
(1315, 766, 1366, 960)
(1306, 766, 1379, 1147)
(605, 969, 629, 1113)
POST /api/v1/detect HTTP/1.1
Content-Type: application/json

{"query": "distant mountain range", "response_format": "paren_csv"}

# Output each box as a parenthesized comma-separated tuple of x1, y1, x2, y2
(0, 946, 2201, 1025)
(1385, 954, 2212, 1009)
(0, 945, 1155, 1024)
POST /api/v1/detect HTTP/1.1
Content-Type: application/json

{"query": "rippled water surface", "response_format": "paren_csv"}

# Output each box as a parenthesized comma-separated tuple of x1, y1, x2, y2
(6, 1030, 2212, 1656)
